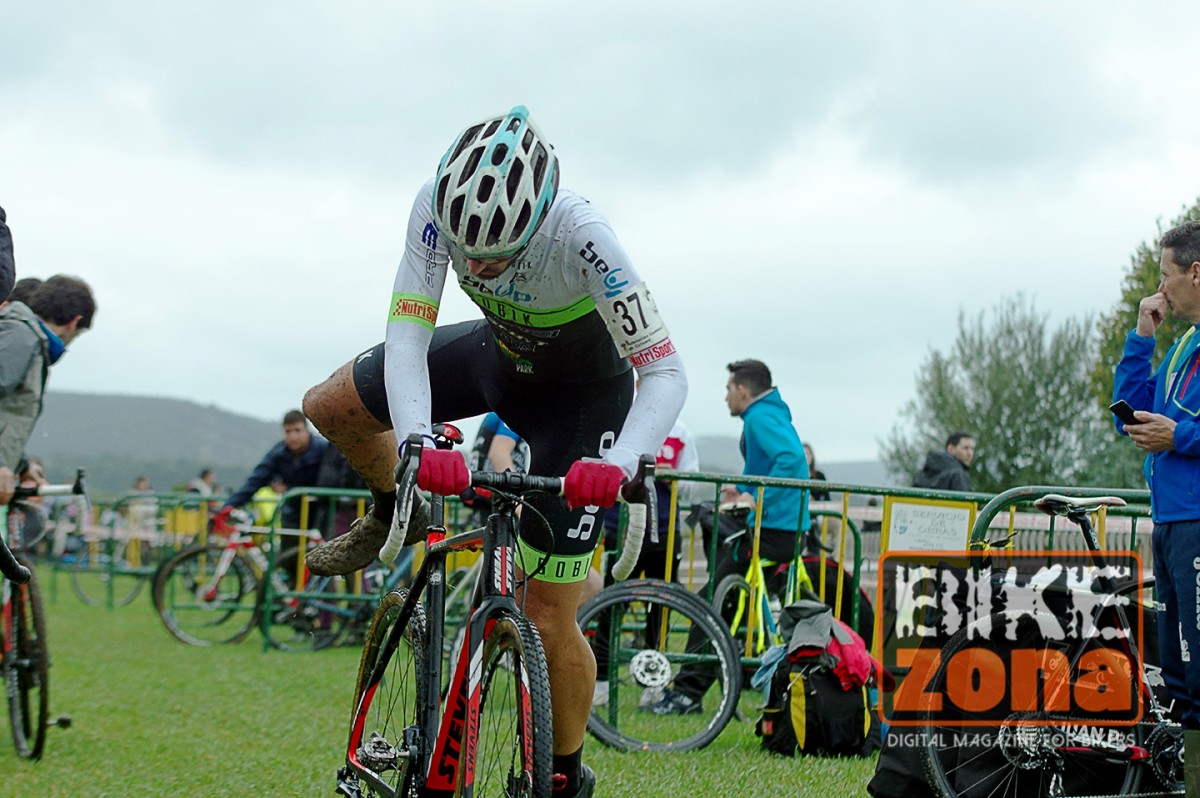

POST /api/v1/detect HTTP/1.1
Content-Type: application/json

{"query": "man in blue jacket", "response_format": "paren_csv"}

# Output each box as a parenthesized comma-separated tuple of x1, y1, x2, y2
(652, 358, 809, 714)
(1113, 219, 1200, 739)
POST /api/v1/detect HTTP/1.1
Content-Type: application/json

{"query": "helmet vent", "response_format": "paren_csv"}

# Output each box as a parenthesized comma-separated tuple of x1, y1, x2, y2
(476, 175, 495, 203)
(436, 176, 451, 215)
(505, 159, 524, 203)
(458, 147, 484, 188)
(449, 195, 466, 233)
(486, 210, 506, 246)
(447, 124, 483, 165)
(483, 119, 502, 138)
(531, 144, 548, 190)
(506, 117, 522, 134)
(465, 215, 482, 247)
(521, 129, 534, 153)
(511, 202, 531, 241)
(491, 144, 508, 166)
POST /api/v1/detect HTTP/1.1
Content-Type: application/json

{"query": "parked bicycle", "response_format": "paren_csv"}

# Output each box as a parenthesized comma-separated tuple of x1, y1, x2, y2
(337, 426, 656, 797)
(151, 509, 328, 648)
(918, 494, 1184, 798)
(1, 470, 86, 760)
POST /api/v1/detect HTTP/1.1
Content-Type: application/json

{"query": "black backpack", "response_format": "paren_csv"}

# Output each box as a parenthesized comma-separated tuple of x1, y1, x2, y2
(756, 600, 881, 757)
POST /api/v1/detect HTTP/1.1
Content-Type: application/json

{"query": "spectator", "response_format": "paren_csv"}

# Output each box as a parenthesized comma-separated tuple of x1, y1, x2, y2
(0, 207, 16, 306)
(804, 442, 831, 502)
(128, 474, 158, 536)
(461, 412, 530, 529)
(186, 468, 220, 496)
(212, 410, 329, 531)
(1112, 220, 1200, 741)
(0, 277, 44, 313)
(912, 432, 975, 491)
(654, 358, 809, 715)
(0, 274, 96, 505)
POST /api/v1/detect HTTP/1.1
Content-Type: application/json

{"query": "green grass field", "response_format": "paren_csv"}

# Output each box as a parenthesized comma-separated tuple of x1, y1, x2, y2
(1, 568, 879, 797)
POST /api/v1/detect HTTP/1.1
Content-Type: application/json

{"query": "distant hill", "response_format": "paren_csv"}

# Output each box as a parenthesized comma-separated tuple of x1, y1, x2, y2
(27, 392, 281, 497)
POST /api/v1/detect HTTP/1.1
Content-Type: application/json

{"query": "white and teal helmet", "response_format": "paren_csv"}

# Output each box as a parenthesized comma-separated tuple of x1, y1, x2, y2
(432, 105, 559, 259)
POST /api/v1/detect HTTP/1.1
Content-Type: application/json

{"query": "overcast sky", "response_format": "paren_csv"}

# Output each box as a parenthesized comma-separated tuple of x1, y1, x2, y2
(4, 1, 1199, 464)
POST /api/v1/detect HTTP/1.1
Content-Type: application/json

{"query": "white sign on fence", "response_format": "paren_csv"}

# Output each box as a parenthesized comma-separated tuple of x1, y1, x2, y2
(882, 497, 975, 551)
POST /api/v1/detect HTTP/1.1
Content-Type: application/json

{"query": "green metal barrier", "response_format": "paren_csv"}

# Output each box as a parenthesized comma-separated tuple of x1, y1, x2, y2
(54, 491, 228, 609)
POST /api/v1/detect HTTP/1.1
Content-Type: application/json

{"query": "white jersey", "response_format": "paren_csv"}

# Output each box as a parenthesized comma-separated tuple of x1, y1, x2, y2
(383, 178, 687, 478)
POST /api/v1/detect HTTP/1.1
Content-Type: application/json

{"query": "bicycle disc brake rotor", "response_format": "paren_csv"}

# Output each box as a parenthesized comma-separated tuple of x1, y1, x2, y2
(629, 649, 672, 689)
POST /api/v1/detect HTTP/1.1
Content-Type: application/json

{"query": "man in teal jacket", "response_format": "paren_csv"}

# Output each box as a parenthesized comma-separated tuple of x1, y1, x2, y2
(652, 358, 809, 715)
(1113, 220, 1200, 743)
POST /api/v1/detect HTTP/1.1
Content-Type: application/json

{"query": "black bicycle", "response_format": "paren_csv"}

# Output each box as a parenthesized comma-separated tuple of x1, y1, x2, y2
(337, 426, 657, 798)
(1, 470, 86, 760)
(919, 494, 1184, 797)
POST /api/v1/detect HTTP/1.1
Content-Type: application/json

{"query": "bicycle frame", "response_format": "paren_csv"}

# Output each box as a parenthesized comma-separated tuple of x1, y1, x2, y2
(346, 490, 529, 796)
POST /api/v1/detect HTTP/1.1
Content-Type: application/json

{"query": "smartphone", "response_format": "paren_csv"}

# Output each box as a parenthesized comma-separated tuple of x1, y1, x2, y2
(1109, 400, 1142, 426)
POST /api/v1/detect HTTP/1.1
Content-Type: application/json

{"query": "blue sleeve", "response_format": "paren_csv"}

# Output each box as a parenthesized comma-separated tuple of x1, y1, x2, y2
(1112, 331, 1160, 436)
(493, 417, 520, 443)
(224, 444, 284, 509)
(737, 415, 808, 507)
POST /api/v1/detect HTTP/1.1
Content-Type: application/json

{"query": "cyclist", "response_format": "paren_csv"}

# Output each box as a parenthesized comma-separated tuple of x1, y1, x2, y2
(463, 411, 530, 527)
(302, 105, 687, 797)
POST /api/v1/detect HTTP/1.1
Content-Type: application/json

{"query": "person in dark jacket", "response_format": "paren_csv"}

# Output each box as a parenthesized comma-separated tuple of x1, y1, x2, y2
(0, 207, 17, 304)
(213, 409, 329, 530)
(912, 432, 975, 491)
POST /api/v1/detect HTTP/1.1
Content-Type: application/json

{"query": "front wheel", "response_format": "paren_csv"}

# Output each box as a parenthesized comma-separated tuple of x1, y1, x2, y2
(461, 612, 553, 798)
(152, 544, 259, 646)
(70, 533, 149, 607)
(346, 588, 428, 798)
(578, 579, 742, 752)
(4, 557, 49, 759)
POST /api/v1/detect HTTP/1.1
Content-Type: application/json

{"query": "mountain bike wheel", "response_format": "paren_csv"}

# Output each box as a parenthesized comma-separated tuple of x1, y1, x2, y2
(921, 609, 1144, 798)
(462, 611, 553, 798)
(4, 558, 49, 759)
(578, 579, 742, 752)
(711, 574, 756, 657)
(259, 547, 354, 651)
(70, 534, 148, 608)
(346, 588, 428, 798)
(152, 544, 258, 646)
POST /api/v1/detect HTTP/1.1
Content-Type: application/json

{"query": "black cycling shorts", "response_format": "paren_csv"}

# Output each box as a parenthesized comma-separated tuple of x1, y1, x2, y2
(352, 320, 635, 575)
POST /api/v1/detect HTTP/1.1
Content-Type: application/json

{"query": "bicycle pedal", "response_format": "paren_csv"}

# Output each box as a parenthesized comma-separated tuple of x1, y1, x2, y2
(335, 766, 363, 798)
(52, 714, 72, 730)
(358, 731, 405, 771)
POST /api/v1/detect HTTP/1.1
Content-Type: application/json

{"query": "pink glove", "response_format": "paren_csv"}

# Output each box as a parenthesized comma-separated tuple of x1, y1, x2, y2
(563, 460, 623, 509)
(417, 448, 470, 496)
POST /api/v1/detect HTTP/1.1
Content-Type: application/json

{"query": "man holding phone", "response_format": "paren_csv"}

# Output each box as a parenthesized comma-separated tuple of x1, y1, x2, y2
(1112, 220, 1200, 750)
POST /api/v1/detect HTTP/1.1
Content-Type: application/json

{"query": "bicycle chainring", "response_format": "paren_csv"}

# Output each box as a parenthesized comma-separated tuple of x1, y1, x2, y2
(1147, 723, 1185, 789)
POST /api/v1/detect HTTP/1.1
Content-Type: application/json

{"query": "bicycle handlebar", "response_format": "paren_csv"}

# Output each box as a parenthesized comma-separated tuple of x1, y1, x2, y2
(0, 468, 85, 584)
(379, 435, 657, 581)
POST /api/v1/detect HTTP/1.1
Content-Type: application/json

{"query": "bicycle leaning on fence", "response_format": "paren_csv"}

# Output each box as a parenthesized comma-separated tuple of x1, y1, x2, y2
(917, 493, 1184, 798)
(337, 425, 657, 798)
(1, 470, 87, 760)
(151, 509, 329, 649)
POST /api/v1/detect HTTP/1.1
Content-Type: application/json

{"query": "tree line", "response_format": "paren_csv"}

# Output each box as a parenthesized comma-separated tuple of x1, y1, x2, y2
(880, 196, 1200, 493)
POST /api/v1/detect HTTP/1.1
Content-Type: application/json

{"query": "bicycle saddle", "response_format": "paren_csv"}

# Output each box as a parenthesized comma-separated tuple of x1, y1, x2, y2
(1033, 493, 1126, 517)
